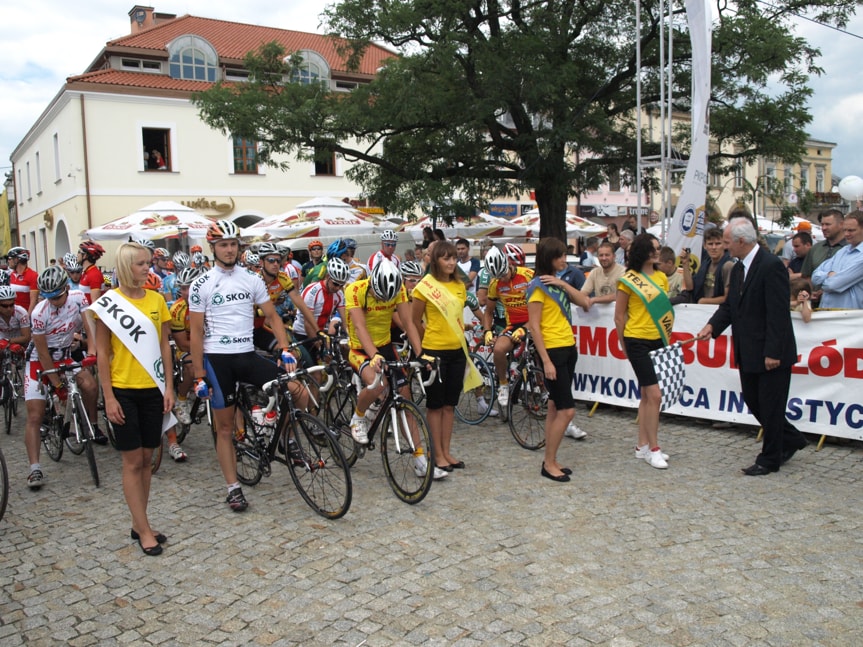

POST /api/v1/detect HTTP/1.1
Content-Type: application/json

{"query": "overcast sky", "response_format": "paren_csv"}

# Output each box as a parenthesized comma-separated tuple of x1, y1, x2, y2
(2, 2, 863, 183)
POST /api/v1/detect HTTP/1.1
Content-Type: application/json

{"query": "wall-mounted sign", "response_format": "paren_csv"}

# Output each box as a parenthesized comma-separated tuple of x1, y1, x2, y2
(181, 197, 235, 216)
(489, 204, 518, 218)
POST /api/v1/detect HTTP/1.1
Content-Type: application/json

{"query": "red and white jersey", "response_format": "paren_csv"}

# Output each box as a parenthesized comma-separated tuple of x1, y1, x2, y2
(0, 305, 31, 340)
(367, 251, 401, 272)
(28, 289, 89, 361)
(9, 267, 38, 310)
(283, 261, 301, 284)
(293, 281, 345, 336)
(79, 264, 104, 304)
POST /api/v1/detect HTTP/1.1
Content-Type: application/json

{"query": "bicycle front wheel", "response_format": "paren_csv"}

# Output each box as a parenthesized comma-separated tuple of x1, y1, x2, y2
(0, 448, 8, 522)
(3, 385, 12, 435)
(65, 394, 90, 455)
(42, 409, 64, 462)
(380, 400, 434, 504)
(287, 412, 352, 519)
(507, 368, 548, 450)
(84, 438, 99, 487)
(454, 354, 497, 425)
(322, 384, 359, 467)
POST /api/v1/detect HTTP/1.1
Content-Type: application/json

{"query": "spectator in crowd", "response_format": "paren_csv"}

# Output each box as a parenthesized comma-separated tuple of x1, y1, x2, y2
(614, 230, 634, 266)
(421, 227, 435, 250)
(622, 214, 639, 234)
(403, 248, 417, 263)
(580, 242, 625, 305)
(787, 231, 812, 280)
(811, 211, 863, 309)
(455, 238, 481, 294)
(789, 278, 813, 323)
(604, 223, 621, 248)
(697, 217, 807, 476)
(801, 209, 846, 279)
(580, 237, 599, 268)
(433, 228, 447, 242)
(781, 221, 812, 267)
(681, 227, 732, 304)
(658, 247, 685, 303)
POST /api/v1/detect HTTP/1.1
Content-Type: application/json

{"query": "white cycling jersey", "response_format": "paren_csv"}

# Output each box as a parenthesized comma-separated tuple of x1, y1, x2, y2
(188, 265, 269, 354)
(0, 305, 30, 341)
(293, 281, 345, 336)
(28, 289, 89, 362)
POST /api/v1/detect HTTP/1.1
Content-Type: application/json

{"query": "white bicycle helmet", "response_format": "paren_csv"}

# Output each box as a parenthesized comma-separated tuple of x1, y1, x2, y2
(484, 246, 509, 279)
(64, 258, 82, 272)
(326, 257, 351, 285)
(128, 236, 155, 250)
(38, 266, 68, 297)
(206, 220, 241, 243)
(400, 261, 424, 278)
(176, 266, 203, 286)
(62, 252, 78, 267)
(380, 229, 398, 243)
(172, 251, 190, 269)
(243, 251, 260, 267)
(0, 286, 15, 301)
(256, 242, 282, 258)
(370, 259, 402, 301)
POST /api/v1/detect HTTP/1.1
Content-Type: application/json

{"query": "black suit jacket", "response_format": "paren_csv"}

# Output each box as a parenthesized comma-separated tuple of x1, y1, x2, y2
(707, 246, 797, 373)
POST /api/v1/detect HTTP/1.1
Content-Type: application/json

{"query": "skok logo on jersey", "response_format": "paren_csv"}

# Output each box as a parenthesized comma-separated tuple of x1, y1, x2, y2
(211, 291, 251, 306)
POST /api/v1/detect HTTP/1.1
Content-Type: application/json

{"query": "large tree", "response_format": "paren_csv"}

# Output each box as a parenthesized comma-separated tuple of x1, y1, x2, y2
(194, 0, 857, 240)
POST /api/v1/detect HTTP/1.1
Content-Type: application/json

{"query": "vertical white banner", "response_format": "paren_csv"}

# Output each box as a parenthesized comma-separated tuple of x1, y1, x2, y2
(666, 0, 712, 262)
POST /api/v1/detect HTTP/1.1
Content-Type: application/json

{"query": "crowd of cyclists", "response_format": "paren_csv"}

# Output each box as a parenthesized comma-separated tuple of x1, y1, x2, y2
(3, 223, 568, 553)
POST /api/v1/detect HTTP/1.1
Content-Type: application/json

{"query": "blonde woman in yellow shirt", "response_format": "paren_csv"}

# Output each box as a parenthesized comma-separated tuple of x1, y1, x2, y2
(526, 238, 591, 483)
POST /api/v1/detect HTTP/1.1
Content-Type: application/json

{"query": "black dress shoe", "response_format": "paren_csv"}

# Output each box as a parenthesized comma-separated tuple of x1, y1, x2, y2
(742, 463, 777, 476)
(449, 461, 465, 469)
(561, 467, 573, 475)
(781, 438, 809, 464)
(541, 463, 570, 482)
(131, 529, 167, 544)
(436, 463, 454, 472)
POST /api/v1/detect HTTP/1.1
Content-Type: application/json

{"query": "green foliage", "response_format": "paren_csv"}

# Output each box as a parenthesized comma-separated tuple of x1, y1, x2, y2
(193, 0, 858, 241)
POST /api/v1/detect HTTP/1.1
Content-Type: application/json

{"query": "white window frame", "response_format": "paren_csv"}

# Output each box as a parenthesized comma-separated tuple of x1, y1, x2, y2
(138, 121, 178, 172)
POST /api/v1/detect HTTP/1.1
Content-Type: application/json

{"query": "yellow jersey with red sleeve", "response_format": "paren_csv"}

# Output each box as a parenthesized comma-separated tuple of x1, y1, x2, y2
(488, 266, 534, 326)
(412, 278, 466, 350)
(254, 271, 295, 327)
(169, 297, 190, 334)
(344, 279, 408, 349)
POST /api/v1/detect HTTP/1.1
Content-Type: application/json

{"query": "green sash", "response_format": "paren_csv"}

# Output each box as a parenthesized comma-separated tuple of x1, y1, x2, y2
(618, 270, 674, 344)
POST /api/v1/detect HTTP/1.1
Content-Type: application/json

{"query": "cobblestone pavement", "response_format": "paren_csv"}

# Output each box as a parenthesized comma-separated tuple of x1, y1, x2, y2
(1, 402, 862, 646)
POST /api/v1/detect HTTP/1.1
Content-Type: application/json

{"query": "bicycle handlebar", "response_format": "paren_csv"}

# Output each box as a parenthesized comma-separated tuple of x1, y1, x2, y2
(366, 358, 439, 391)
(37, 355, 96, 381)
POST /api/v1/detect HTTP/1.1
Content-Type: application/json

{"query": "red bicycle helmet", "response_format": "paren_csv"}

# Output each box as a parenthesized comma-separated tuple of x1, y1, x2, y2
(79, 240, 106, 261)
(503, 243, 525, 267)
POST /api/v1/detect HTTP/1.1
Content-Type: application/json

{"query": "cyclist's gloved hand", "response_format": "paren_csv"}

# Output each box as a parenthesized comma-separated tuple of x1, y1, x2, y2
(0, 339, 8, 351)
(511, 328, 526, 344)
(483, 330, 494, 346)
(193, 377, 211, 400)
(9, 343, 23, 355)
(280, 349, 297, 370)
(370, 353, 385, 371)
(54, 385, 68, 402)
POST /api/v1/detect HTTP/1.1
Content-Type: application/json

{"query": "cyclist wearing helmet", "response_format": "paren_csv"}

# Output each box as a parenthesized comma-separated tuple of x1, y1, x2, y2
(128, 236, 155, 251)
(24, 267, 101, 489)
(342, 238, 366, 284)
(7, 247, 38, 312)
(344, 259, 426, 451)
(254, 243, 318, 355)
(76, 240, 106, 305)
(482, 244, 534, 410)
(302, 239, 325, 278)
(368, 230, 401, 272)
(190, 219, 304, 512)
(301, 238, 346, 289)
(412, 241, 484, 476)
(64, 259, 83, 291)
(476, 245, 506, 335)
(293, 257, 349, 365)
(0, 285, 31, 348)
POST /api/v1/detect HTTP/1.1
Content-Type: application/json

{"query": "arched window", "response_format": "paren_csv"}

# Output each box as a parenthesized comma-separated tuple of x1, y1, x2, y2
(168, 35, 218, 82)
(291, 50, 330, 86)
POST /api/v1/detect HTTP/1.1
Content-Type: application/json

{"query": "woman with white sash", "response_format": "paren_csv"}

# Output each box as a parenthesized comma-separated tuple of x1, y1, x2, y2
(92, 243, 174, 556)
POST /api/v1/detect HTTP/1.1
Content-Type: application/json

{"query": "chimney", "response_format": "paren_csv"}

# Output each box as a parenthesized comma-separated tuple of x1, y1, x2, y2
(129, 5, 155, 34)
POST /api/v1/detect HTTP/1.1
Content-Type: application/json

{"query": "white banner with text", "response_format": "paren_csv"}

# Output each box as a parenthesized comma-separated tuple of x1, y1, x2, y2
(572, 304, 863, 441)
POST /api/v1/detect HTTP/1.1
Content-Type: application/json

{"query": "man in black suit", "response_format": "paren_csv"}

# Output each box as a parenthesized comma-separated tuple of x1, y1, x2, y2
(697, 218, 808, 475)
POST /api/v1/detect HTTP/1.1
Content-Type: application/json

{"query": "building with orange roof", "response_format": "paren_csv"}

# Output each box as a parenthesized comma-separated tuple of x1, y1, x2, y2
(10, 5, 395, 266)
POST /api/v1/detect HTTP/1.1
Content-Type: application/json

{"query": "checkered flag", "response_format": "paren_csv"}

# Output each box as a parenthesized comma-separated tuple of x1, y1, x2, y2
(649, 339, 691, 411)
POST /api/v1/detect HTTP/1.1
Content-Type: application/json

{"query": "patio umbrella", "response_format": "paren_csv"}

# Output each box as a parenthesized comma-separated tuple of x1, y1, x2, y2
(241, 197, 384, 239)
(401, 212, 527, 241)
(513, 208, 607, 238)
(84, 201, 214, 240)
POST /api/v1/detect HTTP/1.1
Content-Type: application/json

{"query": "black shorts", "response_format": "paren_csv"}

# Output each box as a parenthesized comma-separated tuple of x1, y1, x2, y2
(624, 337, 664, 387)
(544, 345, 578, 410)
(349, 344, 407, 389)
(205, 351, 283, 409)
(424, 349, 466, 410)
(110, 387, 164, 451)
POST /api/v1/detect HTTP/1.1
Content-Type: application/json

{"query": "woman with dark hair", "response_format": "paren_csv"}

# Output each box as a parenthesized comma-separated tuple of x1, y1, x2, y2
(412, 241, 483, 473)
(433, 228, 447, 242)
(604, 223, 621, 248)
(613, 233, 673, 469)
(421, 226, 435, 249)
(526, 238, 591, 482)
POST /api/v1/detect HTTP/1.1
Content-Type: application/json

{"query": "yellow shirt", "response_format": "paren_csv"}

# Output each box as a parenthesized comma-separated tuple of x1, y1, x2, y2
(528, 287, 574, 349)
(169, 297, 189, 333)
(100, 290, 170, 389)
(619, 270, 669, 340)
(413, 278, 466, 350)
(345, 279, 407, 349)
(489, 266, 534, 326)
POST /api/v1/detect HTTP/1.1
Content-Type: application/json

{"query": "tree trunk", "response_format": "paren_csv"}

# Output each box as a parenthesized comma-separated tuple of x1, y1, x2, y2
(534, 183, 570, 242)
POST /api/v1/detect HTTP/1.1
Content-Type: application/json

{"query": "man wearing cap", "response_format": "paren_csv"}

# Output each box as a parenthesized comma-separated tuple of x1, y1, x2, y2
(787, 231, 812, 280)
(781, 220, 812, 267)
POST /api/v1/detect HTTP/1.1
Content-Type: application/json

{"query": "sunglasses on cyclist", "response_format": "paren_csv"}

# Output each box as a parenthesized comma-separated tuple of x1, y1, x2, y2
(263, 257, 281, 264)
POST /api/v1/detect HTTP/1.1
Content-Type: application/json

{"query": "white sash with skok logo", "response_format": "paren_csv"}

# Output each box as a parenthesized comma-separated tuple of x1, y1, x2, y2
(89, 289, 176, 432)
